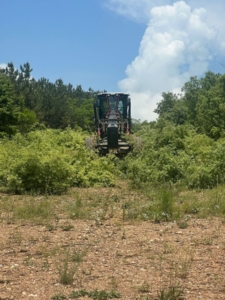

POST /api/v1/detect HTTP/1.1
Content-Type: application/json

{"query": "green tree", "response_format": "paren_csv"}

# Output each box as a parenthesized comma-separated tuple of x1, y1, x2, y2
(154, 92, 188, 125)
(154, 92, 178, 116)
(195, 74, 225, 138)
(18, 96, 37, 134)
(0, 75, 19, 136)
(181, 76, 200, 123)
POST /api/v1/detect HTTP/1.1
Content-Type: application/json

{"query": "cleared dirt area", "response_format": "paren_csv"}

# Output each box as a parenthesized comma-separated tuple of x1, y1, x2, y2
(1, 185, 225, 300)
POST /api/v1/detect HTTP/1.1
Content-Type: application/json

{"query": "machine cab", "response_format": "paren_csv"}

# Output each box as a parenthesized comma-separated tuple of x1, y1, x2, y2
(93, 93, 132, 154)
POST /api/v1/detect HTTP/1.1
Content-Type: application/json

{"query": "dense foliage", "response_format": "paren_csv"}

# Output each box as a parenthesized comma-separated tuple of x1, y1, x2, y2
(1, 62, 225, 193)
(154, 71, 225, 139)
(0, 62, 98, 133)
(0, 129, 116, 193)
(121, 71, 225, 189)
(121, 123, 225, 189)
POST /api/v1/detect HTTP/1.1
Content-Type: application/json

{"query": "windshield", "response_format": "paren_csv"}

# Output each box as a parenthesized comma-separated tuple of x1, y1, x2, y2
(98, 94, 124, 118)
(108, 95, 117, 112)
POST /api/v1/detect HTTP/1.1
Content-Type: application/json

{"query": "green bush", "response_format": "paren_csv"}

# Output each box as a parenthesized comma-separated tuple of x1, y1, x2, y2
(0, 129, 116, 194)
(119, 123, 225, 189)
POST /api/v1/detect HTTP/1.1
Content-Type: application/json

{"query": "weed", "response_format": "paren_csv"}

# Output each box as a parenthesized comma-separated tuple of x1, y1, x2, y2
(90, 289, 121, 299)
(177, 220, 188, 229)
(13, 198, 52, 222)
(41, 259, 50, 270)
(60, 224, 74, 231)
(46, 223, 56, 231)
(204, 235, 213, 245)
(159, 189, 175, 221)
(51, 294, 67, 300)
(122, 201, 132, 220)
(138, 281, 150, 293)
(40, 245, 61, 258)
(113, 195, 120, 203)
(9, 230, 23, 245)
(68, 196, 88, 219)
(110, 276, 118, 290)
(70, 289, 87, 298)
(71, 249, 87, 263)
(82, 266, 93, 275)
(57, 251, 78, 285)
(155, 286, 184, 300)
(70, 289, 121, 299)
(174, 252, 193, 279)
(163, 242, 174, 255)
(23, 255, 36, 267)
(121, 229, 126, 240)
(122, 206, 126, 220)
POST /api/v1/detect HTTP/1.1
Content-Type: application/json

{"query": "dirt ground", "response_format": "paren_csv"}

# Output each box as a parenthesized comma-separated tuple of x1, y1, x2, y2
(1, 189, 225, 300)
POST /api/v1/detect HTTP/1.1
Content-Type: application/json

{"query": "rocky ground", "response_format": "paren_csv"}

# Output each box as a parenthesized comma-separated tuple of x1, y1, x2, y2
(1, 187, 225, 300)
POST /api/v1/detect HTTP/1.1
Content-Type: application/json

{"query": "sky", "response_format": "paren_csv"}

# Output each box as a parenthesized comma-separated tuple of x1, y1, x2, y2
(1, 0, 225, 121)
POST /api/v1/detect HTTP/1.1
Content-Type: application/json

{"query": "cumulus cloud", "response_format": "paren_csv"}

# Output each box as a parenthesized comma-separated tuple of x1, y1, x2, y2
(0, 63, 7, 69)
(105, 0, 225, 121)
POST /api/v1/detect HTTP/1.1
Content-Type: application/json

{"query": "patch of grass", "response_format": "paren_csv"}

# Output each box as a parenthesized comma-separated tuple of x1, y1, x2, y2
(110, 276, 118, 290)
(9, 229, 23, 245)
(46, 223, 56, 231)
(121, 187, 182, 223)
(57, 251, 78, 285)
(70, 289, 121, 299)
(41, 259, 50, 270)
(13, 198, 53, 222)
(177, 220, 188, 229)
(60, 224, 74, 231)
(159, 189, 175, 221)
(204, 235, 213, 245)
(137, 281, 150, 293)
(163, 242, 174, 255)
(51, 293, 67, 300)
(68, 196, 88, 219)
(0, 195, 15, 222)
(40, 245, 61, 258)
(174, 251, 194, 279)
(70, 290, 88, 298)
(23, 255, 36, 267)
(71, 248, 87, 263)
(155, 286, 184, 300)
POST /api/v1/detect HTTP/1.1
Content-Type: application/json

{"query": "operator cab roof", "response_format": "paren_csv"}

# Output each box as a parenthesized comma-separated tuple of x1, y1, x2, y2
(97, 92, 130, 96)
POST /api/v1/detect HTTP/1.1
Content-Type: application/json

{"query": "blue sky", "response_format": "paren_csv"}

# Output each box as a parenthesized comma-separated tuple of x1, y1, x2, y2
(1, 0, 225, 121)
(1, 0, 145, 91)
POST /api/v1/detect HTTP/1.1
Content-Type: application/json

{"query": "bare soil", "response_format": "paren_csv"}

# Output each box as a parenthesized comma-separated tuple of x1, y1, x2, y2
(1, 187, 225, 300)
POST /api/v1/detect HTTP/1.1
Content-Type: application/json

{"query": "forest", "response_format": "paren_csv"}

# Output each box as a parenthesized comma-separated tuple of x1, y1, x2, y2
(1, 62, 225, 194)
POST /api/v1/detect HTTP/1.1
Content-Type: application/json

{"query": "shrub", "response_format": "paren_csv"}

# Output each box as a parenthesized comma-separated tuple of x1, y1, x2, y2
(119, 124, 225, 190)
(0, 129, 117, 194)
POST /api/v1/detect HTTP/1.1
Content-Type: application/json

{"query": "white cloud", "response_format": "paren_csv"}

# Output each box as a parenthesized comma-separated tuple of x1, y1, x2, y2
(105, 0, 225, 121)
(0, 63, 7, 69)
(104, 0, 165, 23)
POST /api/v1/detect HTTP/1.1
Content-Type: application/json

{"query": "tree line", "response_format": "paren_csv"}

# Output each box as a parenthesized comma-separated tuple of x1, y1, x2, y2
(0, 62, 101, 137)
(1, 61, 225, 139)
(154, 71, 225, 139)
